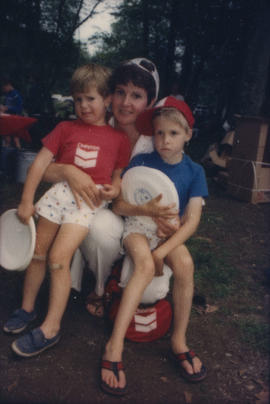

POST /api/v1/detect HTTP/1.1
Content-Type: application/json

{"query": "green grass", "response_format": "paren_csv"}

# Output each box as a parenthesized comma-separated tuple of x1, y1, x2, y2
(187, 237, 238, 299)
(200, 211, 225, 226)
(234, 318, 270, 353)
(187, 236, 269, 354)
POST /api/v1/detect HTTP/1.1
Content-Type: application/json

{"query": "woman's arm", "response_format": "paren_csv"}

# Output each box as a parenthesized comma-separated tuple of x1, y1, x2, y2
(43, 162, 101, 209)
(43, 162, 68, 183)
(112, 190, 178, 219)
(17, 147, 53, 223)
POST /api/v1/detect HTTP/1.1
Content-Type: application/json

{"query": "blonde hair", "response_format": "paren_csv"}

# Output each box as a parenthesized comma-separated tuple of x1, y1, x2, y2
(70, 64, 111, 97)
(152, 107, 190, 133)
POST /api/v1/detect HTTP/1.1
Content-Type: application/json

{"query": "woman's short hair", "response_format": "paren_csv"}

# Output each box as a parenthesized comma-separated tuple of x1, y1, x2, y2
(109, 59, 158, 105)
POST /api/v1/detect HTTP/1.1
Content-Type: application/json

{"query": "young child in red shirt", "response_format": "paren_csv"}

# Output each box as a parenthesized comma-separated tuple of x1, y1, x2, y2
(4, 63, 130, 357)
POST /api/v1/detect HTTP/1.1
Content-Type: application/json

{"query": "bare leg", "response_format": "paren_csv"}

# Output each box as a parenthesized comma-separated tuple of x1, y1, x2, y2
(14, 136, 21, 149)
(102, 234, 155, 389)
(40, 223, 88, 339)
(166, 244, 202, 375)
(22, 217, 59, 313)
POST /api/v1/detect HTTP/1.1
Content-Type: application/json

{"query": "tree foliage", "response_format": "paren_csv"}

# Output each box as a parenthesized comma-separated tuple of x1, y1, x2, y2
(1, 0, 269, 120)
(0, 0, 105, 113)
(92, 0, 270, 119)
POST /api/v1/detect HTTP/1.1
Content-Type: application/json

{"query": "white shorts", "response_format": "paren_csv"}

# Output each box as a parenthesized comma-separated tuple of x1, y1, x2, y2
(35, 181, 108, 229)
(122, 216, 162, 250)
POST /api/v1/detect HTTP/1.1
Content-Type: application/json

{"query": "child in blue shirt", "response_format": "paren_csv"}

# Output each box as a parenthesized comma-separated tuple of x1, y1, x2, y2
(100, 96, 208, 395)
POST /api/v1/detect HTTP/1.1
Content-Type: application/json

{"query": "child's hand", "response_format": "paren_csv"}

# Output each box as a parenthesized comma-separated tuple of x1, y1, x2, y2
(17, 201, 35, 224)
(152, 249, 164, 277)
(99, 184, 120, 201)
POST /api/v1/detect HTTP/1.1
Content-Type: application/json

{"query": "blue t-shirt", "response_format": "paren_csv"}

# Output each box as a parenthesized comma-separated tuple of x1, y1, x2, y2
(4, 89, 23, 115)
(125, 151, 208, 216)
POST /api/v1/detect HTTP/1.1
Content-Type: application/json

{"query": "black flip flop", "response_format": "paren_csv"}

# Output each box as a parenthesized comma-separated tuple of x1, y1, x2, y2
(169, 349, 207, 383)
(100, 359, 128, 396)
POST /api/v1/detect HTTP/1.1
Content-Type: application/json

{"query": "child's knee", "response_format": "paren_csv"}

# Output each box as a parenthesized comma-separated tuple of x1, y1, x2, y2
(136, 257, 155, 282)
(172, 252, 194, 280)
(181, 254, 194, 272)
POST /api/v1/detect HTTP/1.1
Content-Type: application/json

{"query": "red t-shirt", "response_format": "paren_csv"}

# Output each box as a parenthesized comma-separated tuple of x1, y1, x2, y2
(42, 120, 131, 184)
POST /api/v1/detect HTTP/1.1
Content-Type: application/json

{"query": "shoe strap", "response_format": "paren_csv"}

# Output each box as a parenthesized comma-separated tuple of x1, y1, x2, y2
(101, 360, 124, 381)
(176, 350, 196, 365)
(13, 309, 34, 321)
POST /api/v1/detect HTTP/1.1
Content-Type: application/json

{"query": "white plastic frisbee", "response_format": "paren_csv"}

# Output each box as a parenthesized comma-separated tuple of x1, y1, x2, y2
(121, 166, 179, 229)
(0, 209, 36, 271)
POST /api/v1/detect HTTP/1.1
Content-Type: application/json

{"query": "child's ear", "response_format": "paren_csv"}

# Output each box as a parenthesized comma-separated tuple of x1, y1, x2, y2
(186, 128, 193, 142)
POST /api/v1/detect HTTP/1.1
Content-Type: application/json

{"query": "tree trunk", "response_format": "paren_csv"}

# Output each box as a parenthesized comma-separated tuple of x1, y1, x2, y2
(165, 0, 179, 86)
(234, 0, 270, 116)
(142, 0, 149, 55)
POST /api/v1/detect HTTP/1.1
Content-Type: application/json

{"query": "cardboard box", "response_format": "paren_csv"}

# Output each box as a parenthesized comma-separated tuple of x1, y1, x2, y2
(227, 159, 270, 204)
(233, 115, 270, 162)
(227, 182, 270, 204)
(227, 115, 270, 204)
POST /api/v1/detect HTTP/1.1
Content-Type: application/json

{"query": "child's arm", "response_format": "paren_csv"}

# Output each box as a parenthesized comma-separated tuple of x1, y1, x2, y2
(17, 147, 54, 224)
(43, 163, 101, 209)
(112, 190, 178, 220)
(152, 197, 203, 275)
(99, 168, 123, 201)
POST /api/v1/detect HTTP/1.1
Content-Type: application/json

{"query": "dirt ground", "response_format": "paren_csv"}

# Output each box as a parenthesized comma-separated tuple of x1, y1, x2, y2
(0, 179, 269, 404)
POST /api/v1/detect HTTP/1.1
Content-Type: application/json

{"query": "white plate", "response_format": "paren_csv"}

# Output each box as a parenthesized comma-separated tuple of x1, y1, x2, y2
(121, 166, 179, 229)
(0, 209, 36, 271)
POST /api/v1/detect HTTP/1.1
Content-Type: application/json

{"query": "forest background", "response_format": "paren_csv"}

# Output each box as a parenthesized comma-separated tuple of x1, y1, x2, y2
(1, 0, 270, 130)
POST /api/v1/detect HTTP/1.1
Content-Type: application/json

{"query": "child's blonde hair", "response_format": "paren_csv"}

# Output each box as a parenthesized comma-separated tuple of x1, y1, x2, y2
(70, 63, 111, 98)
(152, 107, 190, 133)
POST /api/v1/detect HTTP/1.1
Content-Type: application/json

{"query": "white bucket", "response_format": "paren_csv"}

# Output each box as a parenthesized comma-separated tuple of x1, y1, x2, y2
(16, 150, 37, 183)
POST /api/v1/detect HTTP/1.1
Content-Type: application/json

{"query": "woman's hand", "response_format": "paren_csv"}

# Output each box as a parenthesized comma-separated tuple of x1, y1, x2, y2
(17, 201, 35, 224)
(100, 184, 120, 201)
(63, 165, 101, 209)
(112, 192, 179, 221)
(144, 194, 179, 220)
(154, 215, 181, 238)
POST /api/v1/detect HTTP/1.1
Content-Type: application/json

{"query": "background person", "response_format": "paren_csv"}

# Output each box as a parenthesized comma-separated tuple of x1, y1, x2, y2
(0, 78, 24, 148)
(0, 78, 23, 115)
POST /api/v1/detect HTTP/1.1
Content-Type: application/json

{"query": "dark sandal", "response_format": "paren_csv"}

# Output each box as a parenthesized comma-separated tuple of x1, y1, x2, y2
(100, 360, 127, 396)
(85, 294, 104, 318)
(169, 349, 207, 383)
